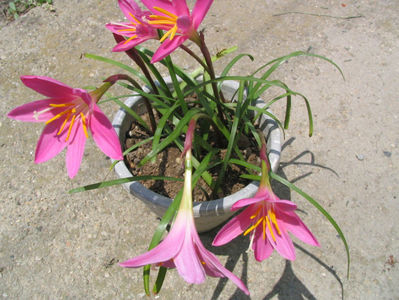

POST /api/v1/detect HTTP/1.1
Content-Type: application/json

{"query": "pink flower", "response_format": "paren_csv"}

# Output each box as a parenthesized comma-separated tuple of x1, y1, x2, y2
(142, 0, 214, 62)
(7, 76, 123, 178)
(106, 0, 158, 52)
(213, 145, 319, 261)
(120, 121, 249, 295)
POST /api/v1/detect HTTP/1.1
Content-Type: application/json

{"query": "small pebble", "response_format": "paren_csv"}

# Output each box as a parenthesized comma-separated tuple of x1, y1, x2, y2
(356, 154, 364, 161)
(383, 151, 392, 157)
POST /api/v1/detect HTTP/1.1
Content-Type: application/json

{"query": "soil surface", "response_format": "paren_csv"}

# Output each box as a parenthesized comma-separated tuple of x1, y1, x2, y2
(124, 116, 259, 202)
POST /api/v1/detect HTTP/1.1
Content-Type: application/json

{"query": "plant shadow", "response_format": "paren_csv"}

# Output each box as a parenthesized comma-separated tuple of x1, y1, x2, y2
(198, 137, 343, 299)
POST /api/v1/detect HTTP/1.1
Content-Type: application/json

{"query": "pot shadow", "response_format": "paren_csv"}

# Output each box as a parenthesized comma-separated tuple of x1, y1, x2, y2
(198, 137, 342, 299)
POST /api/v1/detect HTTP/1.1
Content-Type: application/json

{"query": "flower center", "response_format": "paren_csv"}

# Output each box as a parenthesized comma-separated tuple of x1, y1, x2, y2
(243, 205, 282, 242)
(148, 6, 185, 42)
(39, 99, 89, 142)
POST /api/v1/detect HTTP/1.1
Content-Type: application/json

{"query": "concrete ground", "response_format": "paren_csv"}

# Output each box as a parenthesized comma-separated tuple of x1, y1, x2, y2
(0, 0, 398, 299)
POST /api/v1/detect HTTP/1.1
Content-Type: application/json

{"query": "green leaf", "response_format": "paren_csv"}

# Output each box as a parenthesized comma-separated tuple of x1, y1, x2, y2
(139, 108, 202, 166)
(270, 172, 350, 278)
(84, 53, 150, 86)
(68, 176, 182, 194)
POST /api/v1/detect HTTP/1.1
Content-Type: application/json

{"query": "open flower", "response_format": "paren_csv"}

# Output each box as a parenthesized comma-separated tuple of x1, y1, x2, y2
(120, 119, 249, 295)
(213, 144, 320, 261)
(106, 0, 158, 52)
(142, 0, 214, 62)
(7, 76, 123, 178)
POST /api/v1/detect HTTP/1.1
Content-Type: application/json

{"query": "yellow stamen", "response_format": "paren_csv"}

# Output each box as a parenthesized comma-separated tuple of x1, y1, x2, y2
(270, 209, 282, 235)
(117, 28, 136, 32)
(201, 261, 206, 265)
(45, 109, 73, 125)
(57, 111, 73, 135)
(49, 103, 74, 108)
(80, 112, 89, 139)
(123, 35, 138, 44)
(149, 15, 176, 22)
(169, 25, 177, 40)
(65, 114, 76, 142)
(129, 13, 141, 24)
(262, 217, 266, 240)
(250, 207, 261, 219)
(148, 20, 177, 25)
(266, 215, 276, 242)
(159, 26, 177, 42)
(243, 217, 263, 236)
(153, 6, 178, 19)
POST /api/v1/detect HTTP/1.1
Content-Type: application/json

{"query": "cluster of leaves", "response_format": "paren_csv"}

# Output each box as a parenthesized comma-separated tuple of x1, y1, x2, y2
(82, 46, 341, 198)
(73, 46, 349, 293)
(6, 0, 52, 20)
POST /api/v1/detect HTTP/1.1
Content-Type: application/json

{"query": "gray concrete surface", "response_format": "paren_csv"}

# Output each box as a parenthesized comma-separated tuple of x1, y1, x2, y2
(0, 0, 398, 299)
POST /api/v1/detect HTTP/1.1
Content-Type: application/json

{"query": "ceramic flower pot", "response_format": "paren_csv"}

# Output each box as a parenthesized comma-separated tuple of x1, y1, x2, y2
(112, 79, 281, 232)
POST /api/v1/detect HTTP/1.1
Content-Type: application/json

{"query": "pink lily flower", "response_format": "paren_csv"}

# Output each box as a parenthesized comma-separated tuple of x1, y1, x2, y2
(213, 144, 320, 262)
(142, 0, 214, 62)
(7, 76, 123, 178)
(106, 0, 158, 52)
(120, 119, 249, 295)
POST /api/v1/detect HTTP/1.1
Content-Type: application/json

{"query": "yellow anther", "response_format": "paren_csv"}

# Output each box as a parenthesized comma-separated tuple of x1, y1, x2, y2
(65, 114, 76, 142)
(45, 109, 72, 125)
(269, 210, 282, 235)
(250, 207, 261, 219)
(149, 15, 176, 22)
(80, 112, 89, 139)
(117, 28, 136, 33)
(49, 103, 74, 108)
(266, 215, 276, 242)
(159, 26, 177, 42)
(123, 35, 138, 44)
(243, 217, 262, 236)
(148, 20, 176, 25)
(201, 261, 206, 265)
(153, 6, 178, 19)
(129, 13, 141, 24)
(57, 111, 72, 135)
(262, 217, 266, 240)
(169, 25, 177, 40)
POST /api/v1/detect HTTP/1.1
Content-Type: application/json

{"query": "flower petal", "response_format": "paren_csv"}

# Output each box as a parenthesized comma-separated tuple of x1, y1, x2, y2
(174, 230, 206, 284)
(141, 0, 174, 15)
(105, 23, 138, 37)
(151, 35, 188, 63)
(269, 227, 296, 261)
(231, 196, 264, 210)
(172, 0, 189, 16)
(118, 0, 142, 21)
(253, 227, 274, 262)
(34, 119, 67, 164)
(192, 0, 213, 29)
(212, 206, 256, 246)
(279, 210, 320, 247)
(7, 98, 71, 122)
(89, 104, 123, 160)
(65, 122, 87, 178)
(273, 199, 297, 211)
(21, 76, 75, 98)
(120, 215, 186, 267)
(112, 36, 153, 52)
(195, 233, 250, 295)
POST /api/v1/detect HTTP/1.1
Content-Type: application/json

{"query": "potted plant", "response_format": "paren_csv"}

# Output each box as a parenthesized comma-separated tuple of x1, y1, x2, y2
(7, 0, 349, 296)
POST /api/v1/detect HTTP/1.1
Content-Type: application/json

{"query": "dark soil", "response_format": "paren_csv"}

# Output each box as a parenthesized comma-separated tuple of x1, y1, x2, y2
(124, 114, 259, 202)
